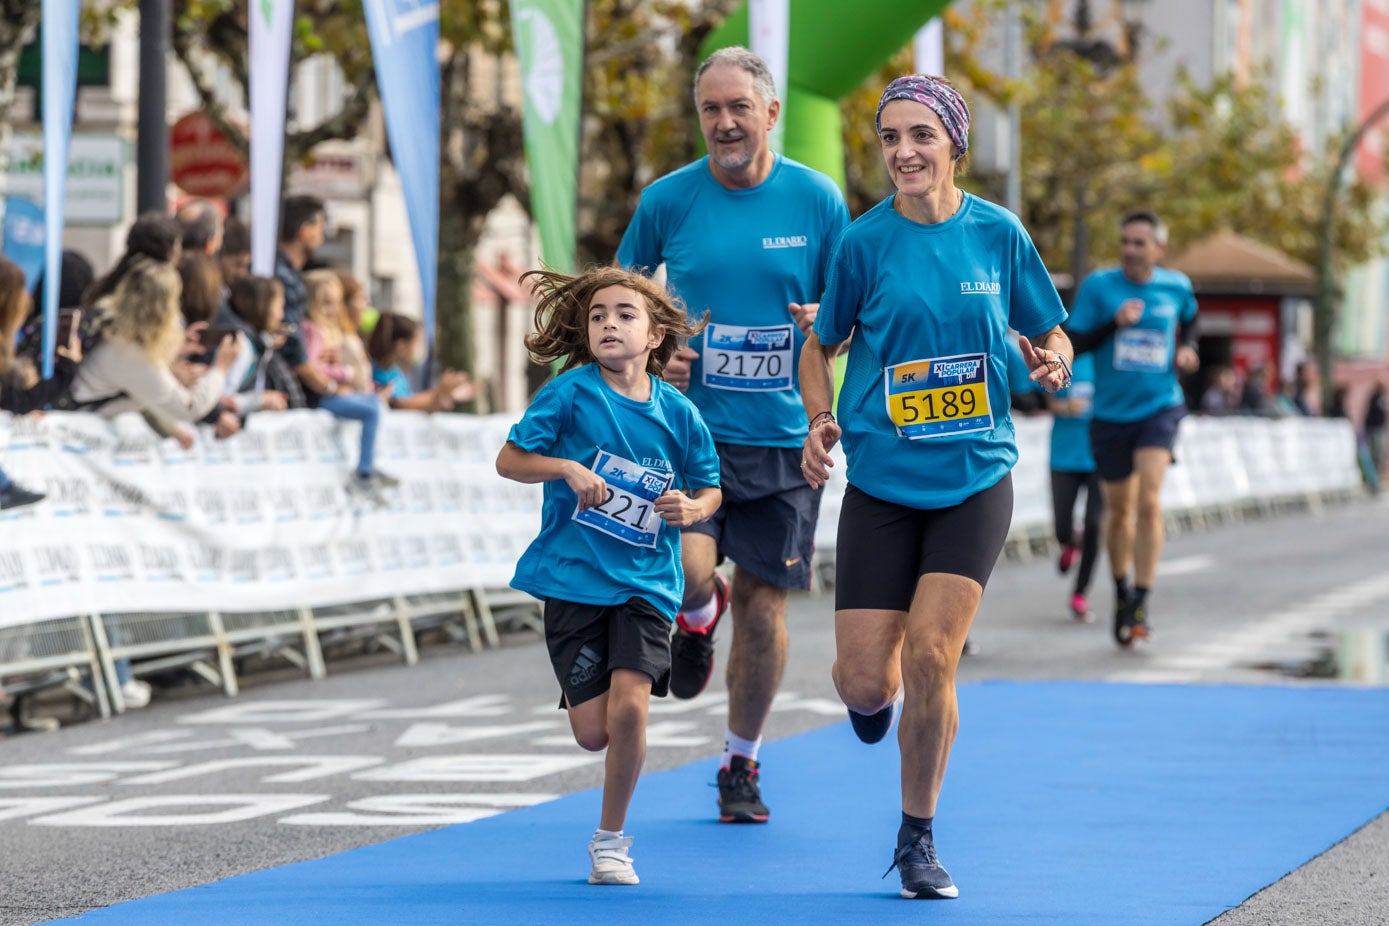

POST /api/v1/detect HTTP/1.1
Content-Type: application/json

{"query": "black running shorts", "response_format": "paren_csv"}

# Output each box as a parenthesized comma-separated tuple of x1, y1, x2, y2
(684, 442, 822, 590)
(544, 596, 671, 708)
(833, 474, 1014, 612)
(1089, 403, 1186, 482)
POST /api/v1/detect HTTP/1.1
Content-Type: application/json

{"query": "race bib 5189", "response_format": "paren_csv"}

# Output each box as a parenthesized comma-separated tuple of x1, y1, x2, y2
(572, 450, 673, 548)
(702, 323, 794, 391)
(884, 352, 994, 439)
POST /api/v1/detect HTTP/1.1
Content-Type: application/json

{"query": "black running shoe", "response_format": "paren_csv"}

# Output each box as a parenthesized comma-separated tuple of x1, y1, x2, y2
(0, 484, 45, 511)
(848, 700, 900, 744)
(1113, 596, 1134, 647)
(717, 755, 769, 823)
(1129, 598, 1150, 640)
(885, 831, 958, 899)
(669, 573, 728, 700)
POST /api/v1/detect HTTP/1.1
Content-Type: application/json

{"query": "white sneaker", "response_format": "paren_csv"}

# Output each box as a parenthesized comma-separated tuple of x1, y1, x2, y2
(587, 832, 639, 885)
(121, 679, 152, 709)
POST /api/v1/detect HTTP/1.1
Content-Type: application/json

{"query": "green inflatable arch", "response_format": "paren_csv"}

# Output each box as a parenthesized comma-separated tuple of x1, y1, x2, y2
(700, 0, 954, 188)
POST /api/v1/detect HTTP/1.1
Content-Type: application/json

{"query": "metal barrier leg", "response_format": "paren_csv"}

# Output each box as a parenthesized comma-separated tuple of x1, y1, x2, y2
(393, 595, 420, 666)
(78, 614, 112, 720)
(207, 611, 238, 698)
(469, 590, 502, 649)
(87, 613, 126, 715)
(299, 607, 327, 680)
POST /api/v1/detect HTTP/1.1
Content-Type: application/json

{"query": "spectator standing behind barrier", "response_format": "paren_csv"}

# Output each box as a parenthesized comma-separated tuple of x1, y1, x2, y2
(800, 75, 1072, 901)
(1365, 381, 1386, 480)
(176, 198, 223, 258)
(1048, 352, 1103, 621)
(1064, 210, 1199, 648)
(367, 312, 475, 412)
(496, 266, 721, 886)
(218, 217, 252, 289)
(1200, 366, 1238, 416)
(83, 213, 183, 308)
(227, 275, 305, 409)
(0, 256, 83, 510)
(617, 46, 851, 825)
(69, 257, 240, 423)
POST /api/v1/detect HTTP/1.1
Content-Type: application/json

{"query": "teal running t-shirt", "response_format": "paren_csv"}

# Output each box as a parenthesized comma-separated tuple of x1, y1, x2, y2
(1067, 266, 1197, 423)
(1049, 352, 1096, 473)
(507, 364, 721, 619)
(618, 155, 850, 448)
(815, 194, 1067, 510)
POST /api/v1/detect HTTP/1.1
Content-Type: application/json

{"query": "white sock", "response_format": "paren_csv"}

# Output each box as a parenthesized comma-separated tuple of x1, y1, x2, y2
(679, 591, 719, 631)
(722, 728, 761, 768)
(594, 828, 622, 840)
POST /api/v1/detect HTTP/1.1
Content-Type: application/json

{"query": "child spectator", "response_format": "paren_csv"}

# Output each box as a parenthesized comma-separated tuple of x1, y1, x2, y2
(228, 275, 304, 409)
(367, 311, 475, 411)
(303, 270, 372, 394)
(0, 256, 82, 509)
(333, 267, 379, 336)
(495, 266, 721, 886)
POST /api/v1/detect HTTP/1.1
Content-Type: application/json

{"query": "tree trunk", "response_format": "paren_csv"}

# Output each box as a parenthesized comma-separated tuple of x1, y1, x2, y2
(436, 202, 482, 410)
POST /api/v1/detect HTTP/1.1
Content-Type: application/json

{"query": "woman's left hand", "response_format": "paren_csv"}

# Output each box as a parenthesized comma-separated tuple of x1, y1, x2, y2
(1018, 335, 1071, 394)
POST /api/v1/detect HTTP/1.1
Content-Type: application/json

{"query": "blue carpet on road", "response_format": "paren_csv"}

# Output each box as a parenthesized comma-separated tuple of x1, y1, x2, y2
(53, 682, 1389, 925)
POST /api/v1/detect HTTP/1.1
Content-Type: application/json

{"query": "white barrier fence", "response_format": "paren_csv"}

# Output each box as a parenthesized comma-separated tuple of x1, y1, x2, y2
(0, 409, 1363, 718)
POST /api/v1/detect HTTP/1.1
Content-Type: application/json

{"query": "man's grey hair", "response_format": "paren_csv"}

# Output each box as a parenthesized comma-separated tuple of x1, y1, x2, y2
(693, 46, 778, 106)
(177, 199, 222, 252)
(1121, 209, 1168, 246)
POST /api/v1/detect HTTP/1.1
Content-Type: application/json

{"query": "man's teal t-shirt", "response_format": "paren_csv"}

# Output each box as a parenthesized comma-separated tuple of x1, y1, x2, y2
(1049, 352, 1096, 473)
(1066, 266, 1197, 423)
(506, 364, 721, 619)
(618, 154, 850, 448)
(815, 194, 1067, 510)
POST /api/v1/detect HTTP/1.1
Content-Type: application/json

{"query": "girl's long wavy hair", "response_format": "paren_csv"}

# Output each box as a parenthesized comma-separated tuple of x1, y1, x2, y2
(99, 256, 185, 365)
(521, 266, 705, 376)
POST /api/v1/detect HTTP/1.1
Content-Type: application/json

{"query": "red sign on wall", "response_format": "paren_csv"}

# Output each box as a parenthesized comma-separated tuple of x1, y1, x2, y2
(169, 111, 249, 198)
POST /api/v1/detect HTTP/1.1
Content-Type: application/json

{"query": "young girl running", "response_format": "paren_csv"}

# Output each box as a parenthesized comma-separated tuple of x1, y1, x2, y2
(496, 266, 721, 886)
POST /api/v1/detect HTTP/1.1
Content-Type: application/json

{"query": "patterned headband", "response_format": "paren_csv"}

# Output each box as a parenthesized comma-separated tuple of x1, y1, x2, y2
(875, 75, 971, 161)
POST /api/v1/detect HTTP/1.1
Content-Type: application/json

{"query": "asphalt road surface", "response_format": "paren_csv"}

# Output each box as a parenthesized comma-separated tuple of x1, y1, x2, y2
(3, 493, 1387, 925)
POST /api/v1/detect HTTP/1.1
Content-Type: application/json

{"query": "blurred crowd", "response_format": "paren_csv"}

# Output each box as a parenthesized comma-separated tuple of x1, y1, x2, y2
(1, 195, 476, 516)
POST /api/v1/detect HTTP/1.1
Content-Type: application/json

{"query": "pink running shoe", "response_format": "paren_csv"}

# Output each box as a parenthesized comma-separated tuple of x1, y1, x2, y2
(1070, 592, 1092, 622)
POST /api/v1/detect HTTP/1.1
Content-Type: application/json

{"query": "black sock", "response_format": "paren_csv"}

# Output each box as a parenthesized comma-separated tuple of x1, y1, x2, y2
(1132, 586, 1149, 607)
(898, 812, 933, 847)
(1114, 575, 1130, 602)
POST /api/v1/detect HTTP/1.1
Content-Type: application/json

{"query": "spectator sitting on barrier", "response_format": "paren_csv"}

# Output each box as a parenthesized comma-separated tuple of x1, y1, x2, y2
(0, 256, 84, 510)
(303, 270, 373, 395)
(367, 311, 476, 412)
(227, 275, 305, 409)
(69, 257, 240, 428)
(218, 217, 252, 290)
(275, 196, 394, 498)
(1200, 366, 1239, 416)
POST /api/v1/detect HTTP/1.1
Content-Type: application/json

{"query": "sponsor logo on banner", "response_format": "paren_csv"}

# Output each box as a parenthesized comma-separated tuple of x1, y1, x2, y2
(437, 481, 463, 513)
(409, 483, 434, 513)
(270, 488, 301, 523)
(190, 545, 224, 582)
(376, 538, 404, 572)
(274, 429, 308, 463)
(237, 432, 270, 464)
(36, 546, 81, 586)
(261, 547, 296, 582)
(0, 551, 29, 593)
(305, 486, 339, 521)
(229, 550, 259, 584)
(336, 541, 371, 576)
(230, 489, 264, 525)
(404, 537, 431, 569)
(153, 490, 190, 522)
(301, 544, 334, 580)
(45, 477, 91, 517)
(196, 488, 227, 525)
(112, 437, 156, 467)
(141, 545, 181, 583)
(433, 534, 463, 566)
